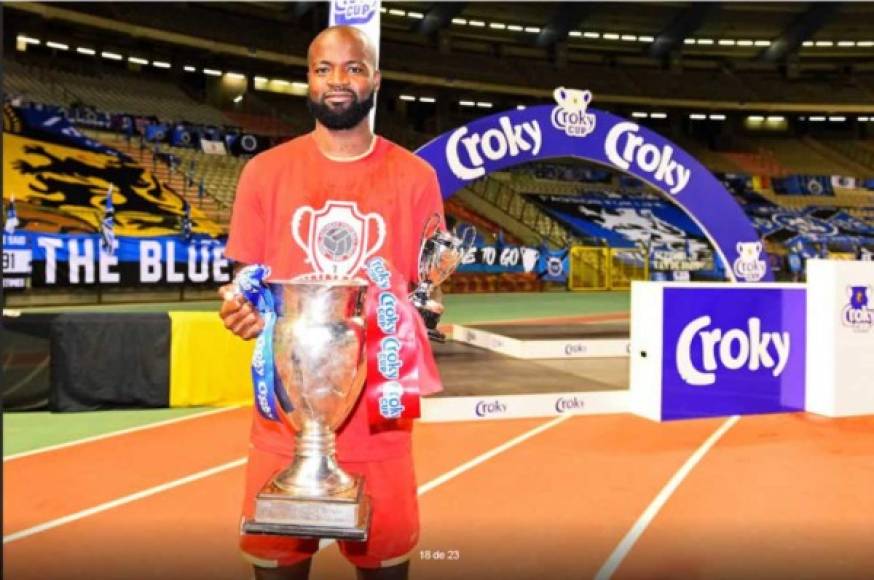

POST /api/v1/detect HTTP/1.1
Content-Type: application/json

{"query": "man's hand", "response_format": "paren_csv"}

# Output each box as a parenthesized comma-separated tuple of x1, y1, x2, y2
(418, 299, 446, 343)
(218, 284, 265, 340)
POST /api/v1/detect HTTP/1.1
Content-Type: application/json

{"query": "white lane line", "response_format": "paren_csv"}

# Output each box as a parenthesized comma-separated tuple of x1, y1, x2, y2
(4, 406, 241, 462)
(320, 413, 573, 551)
(5, 414, 572, 547)
(3, 457, 247, 544)
(594, 415, 740, 580)
(417, 413, 572, 495)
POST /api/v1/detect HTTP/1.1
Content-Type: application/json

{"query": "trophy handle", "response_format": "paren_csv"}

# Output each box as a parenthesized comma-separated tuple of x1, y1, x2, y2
(291, 206, 315, 265)
(361, 212, 387, 264)
(417, 213, 443, 283)
(456, 224, 477, 252)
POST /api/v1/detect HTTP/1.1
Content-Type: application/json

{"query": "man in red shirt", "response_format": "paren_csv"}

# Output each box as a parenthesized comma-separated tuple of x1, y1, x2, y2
(219, 25, 443, 580)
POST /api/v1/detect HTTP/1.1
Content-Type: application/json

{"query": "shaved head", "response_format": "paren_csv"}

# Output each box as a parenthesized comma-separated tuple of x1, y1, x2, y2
(306, 25, 380, 131)
(308, 26, 377, 70)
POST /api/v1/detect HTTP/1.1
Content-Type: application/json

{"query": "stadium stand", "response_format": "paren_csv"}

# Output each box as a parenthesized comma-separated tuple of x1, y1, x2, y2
(753, 137, 864, 176)
(812, 138, 874, 176)
(754, 187, 874, 213)
(669, 135, 745, 174)
(738, 72, 874, 105)
(4, 58, 76, 106)
(221, 111, 297, 138)
(627, 67, 758, 103)
(4, 0, 874, 302)
(74, 128, 237, 227)
(720, 150, 786, 177)
(444, 196, 521, 245)
(4, 57, 228, 126)
(458, 176, 581, 248)
(156, 143, 246, 206)
(221, 91, 311, 137)
(801, 137, 874, 178)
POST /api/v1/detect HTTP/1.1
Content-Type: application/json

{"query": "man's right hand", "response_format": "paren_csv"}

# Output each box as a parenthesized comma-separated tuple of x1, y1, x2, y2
(218, 284, 265, 340)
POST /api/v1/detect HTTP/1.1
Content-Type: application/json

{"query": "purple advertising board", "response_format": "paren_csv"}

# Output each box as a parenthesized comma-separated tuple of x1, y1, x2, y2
(416, 88, 773, 282)
(661, 287, 806, 420)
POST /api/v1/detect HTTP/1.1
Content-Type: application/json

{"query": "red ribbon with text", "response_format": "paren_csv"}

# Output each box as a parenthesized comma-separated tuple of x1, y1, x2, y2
(362, 257, 423, 426)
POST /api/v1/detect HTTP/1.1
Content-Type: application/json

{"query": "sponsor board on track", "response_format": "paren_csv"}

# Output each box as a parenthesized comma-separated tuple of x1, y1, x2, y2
(630, 281, 806, 421)
(420, 390, 629, 422)
(806, 259, 874, 417)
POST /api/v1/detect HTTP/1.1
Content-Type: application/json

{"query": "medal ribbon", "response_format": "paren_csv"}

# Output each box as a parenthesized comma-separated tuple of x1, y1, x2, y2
(363, 257, 422, 426)
(232, 264, 283, 422)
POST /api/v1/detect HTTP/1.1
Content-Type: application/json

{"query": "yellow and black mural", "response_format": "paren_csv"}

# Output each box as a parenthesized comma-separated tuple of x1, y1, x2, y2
(3, 104, 223, 238)
(3, 104, 231, 289)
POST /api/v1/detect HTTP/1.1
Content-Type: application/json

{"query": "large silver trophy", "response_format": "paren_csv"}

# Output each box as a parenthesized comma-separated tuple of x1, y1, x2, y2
(243, 276, 372, 540)
(411, 214, 476, 342)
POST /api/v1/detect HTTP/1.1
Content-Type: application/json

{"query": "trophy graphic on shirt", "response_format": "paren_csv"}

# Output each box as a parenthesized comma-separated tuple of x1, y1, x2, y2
(410, 214, 476, 342)
(243, 276, 372, 540)
(291, 201, 386, 277)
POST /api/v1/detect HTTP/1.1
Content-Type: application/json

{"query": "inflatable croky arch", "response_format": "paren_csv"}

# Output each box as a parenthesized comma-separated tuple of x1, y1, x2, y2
(415, 88, 773, 282)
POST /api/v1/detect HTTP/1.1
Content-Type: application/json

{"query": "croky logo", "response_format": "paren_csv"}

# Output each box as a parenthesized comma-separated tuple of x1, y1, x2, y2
(555, 396, 585, 413)
(841, 285, 873, 331)
(292, 201, 385, 277)
(551, 87, 596, 138)
(332, 0, 379, 25)
(445, 117, 542, 180)
(378, 381, 405, 419)
(732, 241, 767, 282)
(475, 400, 507, 417)
(675, 315, 791, 386)
(605, 122, 691, 195)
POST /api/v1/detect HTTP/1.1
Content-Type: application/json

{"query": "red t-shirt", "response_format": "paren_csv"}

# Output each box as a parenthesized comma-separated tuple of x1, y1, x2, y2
(225, 133, 444, 461)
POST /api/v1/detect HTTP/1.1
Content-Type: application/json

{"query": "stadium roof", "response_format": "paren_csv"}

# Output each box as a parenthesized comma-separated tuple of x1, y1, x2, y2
(5, 2, 874, 113)
(9, 2, 874, 67)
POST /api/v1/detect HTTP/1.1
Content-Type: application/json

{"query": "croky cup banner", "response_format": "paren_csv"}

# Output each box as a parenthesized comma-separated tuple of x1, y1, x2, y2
(661, 285, 806, 420)
(363, 257, 423, 425)
(415, 87, 772, 282)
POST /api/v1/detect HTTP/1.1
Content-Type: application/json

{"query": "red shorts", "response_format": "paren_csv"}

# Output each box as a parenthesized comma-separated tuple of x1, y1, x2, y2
(239, 446, 420, 569)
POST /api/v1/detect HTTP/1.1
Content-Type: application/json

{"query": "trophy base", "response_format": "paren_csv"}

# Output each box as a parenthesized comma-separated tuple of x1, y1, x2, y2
(243, 475, 371, 541)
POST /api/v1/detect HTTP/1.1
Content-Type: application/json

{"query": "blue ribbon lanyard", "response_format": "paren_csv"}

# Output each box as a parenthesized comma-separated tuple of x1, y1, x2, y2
(233, 264, 283, 422)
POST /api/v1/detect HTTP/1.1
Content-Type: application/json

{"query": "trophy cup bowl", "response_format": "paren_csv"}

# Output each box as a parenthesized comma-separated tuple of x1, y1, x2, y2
(243, 276, 372, 540)
(411, 217, 476, 342)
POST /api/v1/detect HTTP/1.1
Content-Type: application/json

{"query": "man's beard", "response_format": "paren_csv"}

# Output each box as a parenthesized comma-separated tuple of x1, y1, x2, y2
(307, 90, 375, 130)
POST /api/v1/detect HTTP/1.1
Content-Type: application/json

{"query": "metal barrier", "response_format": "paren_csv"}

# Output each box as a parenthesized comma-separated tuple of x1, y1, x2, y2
(569, 246, 648, 291)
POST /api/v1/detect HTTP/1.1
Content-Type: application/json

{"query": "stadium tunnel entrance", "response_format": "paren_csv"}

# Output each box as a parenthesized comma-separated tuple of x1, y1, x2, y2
(415, 91, 773, 282)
